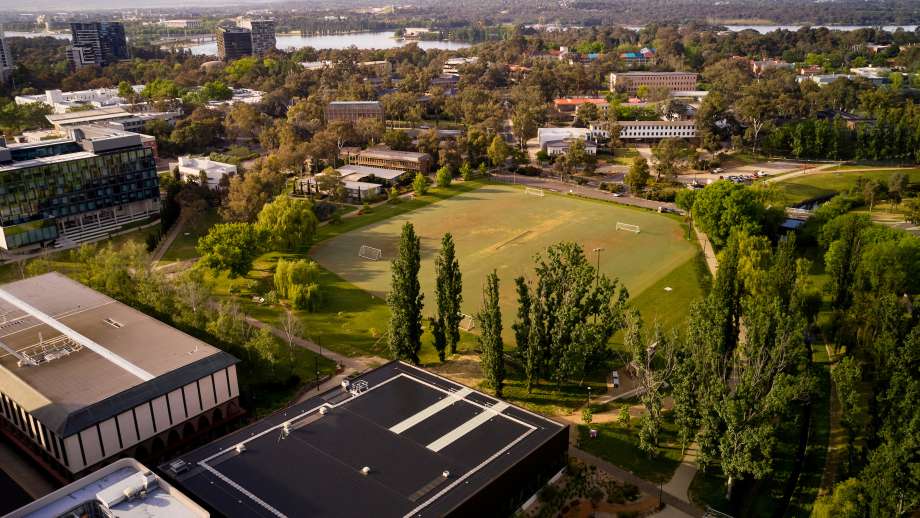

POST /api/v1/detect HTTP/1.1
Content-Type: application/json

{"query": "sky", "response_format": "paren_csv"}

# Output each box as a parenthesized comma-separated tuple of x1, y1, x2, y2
(0, 0, 279, 10)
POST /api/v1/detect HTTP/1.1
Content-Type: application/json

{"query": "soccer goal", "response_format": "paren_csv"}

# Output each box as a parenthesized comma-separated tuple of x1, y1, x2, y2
(459, 313, 476, 331)
(358, 245, 383, 261)
(524, 187, 545, 197)
(616, 222, 641, 234)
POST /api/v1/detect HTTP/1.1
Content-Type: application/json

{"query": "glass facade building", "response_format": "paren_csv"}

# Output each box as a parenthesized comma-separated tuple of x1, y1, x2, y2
(0, 131, 159, 250)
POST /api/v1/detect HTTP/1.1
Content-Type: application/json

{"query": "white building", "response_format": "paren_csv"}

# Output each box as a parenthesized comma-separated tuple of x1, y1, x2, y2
(170, 156, 237, 189)
(849, 65, 893, 85)
(615, 120, 697, 140)
(6, 458, 209, 517)
(0, 273, 241, 478)
(300, 60, 333, 71)
(16, 85, 146, 114)
(297, 168, 383, 201)
(850, 65, 891, 79)
(45, 107, 179, 133)
(161, 19, 203, 29)
(797, 73, 855, 86)
(206, 87, 265, 107)
(537, 127, 597, 155)
(443, 56, 479, 76)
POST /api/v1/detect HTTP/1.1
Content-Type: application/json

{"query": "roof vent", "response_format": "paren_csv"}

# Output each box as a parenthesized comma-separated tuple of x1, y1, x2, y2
(103, 318, 124, 328)
(360, 466, 371, 476)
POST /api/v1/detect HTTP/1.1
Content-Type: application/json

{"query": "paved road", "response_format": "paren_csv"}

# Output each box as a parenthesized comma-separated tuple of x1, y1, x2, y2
(570, 447, 705, 517)
(492, 173, 683, 214)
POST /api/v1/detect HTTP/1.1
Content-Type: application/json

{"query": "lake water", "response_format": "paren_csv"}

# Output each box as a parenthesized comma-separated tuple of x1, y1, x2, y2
(186, 31, 471, 55)
(6, 24, 917, 49)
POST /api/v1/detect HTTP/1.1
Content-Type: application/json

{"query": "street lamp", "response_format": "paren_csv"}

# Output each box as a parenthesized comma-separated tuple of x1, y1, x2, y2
(592, 247, 605, 289)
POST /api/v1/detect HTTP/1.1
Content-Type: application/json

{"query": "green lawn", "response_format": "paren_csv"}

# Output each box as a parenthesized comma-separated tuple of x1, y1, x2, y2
(204, 181, 709, 418)
(209, 182, 490, 359)
(577, 413, 684, 483)
(621, 251, 710, 337)
(787, 359, 831, 516)
(309, 183, 699, 343)
(773, 168, 920, 205)
(160, 209, 220, 262)
(314, 180, 486, 242)
(602, 147, 640, 166)
(825, 163, 918, 172)
(689, 466, 731, 512)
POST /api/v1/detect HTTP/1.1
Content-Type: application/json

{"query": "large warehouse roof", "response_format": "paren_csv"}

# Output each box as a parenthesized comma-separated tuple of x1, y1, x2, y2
(164, 361, 566, 518)
(0, 273, 237, 436)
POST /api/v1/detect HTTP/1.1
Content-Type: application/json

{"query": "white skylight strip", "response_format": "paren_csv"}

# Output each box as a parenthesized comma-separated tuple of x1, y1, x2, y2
(0, 289, 154, 381)
(426, 402, 509, 452)
(389, 387, 472, 434)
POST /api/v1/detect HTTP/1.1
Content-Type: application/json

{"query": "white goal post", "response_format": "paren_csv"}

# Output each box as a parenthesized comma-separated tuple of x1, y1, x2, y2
(524, 187, 545, 197)
(358, 245, 383, 261)
(459, 313, 476, 331)
(616, 222, 641, 234)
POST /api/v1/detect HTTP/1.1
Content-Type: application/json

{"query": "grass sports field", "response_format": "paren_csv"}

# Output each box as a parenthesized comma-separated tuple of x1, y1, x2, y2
(309, 183, 699, 337)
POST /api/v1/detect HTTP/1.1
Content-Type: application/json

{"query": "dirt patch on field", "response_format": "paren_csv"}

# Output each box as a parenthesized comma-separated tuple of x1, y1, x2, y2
(425, 353, 483, 386)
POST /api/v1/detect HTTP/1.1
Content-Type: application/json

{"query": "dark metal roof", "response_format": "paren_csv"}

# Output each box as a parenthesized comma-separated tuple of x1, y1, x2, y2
(164, 361, 566, 518)
(55, 351, 238, 436)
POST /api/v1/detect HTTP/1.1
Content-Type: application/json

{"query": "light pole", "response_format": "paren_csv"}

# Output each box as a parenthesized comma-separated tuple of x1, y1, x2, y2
(592, 247, 604, 289)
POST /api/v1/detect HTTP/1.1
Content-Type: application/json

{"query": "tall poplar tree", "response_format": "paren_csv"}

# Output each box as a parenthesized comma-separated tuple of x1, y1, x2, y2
(478, 271, 505, 397)
(435, 233, 463, 355)
(387, 222, 423, 364)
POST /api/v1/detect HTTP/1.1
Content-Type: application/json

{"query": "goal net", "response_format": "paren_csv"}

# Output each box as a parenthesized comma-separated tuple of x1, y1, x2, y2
(524, 187, 545, 197)
(459, 313, 476, 331)
(616, 222, 640, 233)
(358, 245, 383, 261)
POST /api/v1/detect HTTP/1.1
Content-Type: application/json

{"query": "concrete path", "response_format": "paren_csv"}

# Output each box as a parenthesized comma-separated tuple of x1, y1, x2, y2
(149, 211, 189, 264)
(693, 225, 719, 276)
(662, 443, 700, 503)
(570, 447, 705, 517)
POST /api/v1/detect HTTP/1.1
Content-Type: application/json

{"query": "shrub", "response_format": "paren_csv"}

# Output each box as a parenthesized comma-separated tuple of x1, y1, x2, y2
(312, 201, 338, 221)
(460, 162, 474, 181)
(436, 166, 452, 188)
(516, 165, 542, 177)
(290, 282, 322, 311)
(274, 258, 321, 305)
(412, 172, 428, 195)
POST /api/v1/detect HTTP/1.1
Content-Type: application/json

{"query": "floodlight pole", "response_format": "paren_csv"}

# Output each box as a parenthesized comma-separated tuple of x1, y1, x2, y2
(592, 247, 605, 322)
(592, 247, 604, 290)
